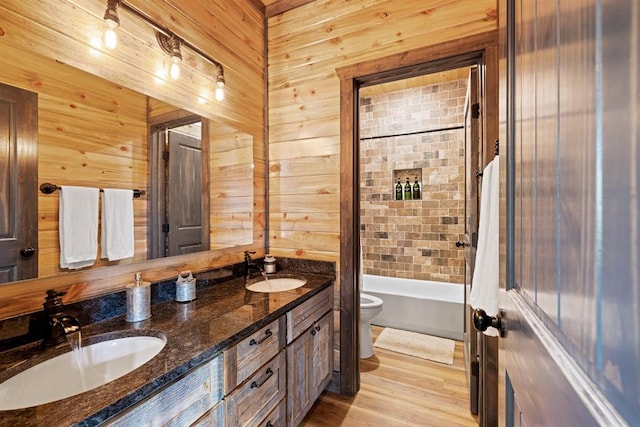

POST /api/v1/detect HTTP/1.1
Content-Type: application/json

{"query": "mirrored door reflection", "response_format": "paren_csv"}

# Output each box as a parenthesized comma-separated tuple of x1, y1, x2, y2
(150, 118, 209, 258)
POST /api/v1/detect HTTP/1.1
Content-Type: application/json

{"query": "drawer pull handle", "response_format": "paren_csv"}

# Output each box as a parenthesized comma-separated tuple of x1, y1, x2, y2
(250, 329, 273, 346)
(266, 422, 274, 427)
(251, 368, 274, 389)
(311, 325, 321, 336)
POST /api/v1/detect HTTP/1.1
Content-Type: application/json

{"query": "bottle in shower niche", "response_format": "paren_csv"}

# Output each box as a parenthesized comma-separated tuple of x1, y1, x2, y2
(395, 179, 403, 200)
(404, 177, 412, 200)
(412, 176, 421, 200)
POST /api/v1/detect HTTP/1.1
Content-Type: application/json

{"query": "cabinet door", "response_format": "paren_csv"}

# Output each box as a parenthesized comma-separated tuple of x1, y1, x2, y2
(286, 311, 333, 427)
(287, 324, 314, 427)
(311, 311, 333, 399)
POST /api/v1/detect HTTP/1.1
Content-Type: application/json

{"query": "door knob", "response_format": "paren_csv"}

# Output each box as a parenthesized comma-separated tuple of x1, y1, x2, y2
(473, 308, 506, 337)
(455, 241, 467, 248)
(20, 247, 36, 258)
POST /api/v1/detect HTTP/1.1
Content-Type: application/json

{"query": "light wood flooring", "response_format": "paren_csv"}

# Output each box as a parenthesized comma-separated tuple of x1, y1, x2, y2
(301, 326, 477, 427)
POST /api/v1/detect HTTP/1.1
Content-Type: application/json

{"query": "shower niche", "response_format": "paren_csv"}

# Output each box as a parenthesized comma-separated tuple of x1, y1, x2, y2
(393, 168, 422, 201)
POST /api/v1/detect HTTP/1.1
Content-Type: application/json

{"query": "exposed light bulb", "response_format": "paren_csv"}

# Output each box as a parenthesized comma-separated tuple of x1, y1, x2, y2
(103, 22, 118, 49)
(169, 59, 180, 80)
(168, 37, 182, 80)
(215, 83, 225, 101)
(215, 71, 225, 101)
(102, 0, 120, 50)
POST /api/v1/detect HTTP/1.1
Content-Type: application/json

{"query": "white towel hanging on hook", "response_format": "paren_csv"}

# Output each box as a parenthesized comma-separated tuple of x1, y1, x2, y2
(469, 155, 500, 336)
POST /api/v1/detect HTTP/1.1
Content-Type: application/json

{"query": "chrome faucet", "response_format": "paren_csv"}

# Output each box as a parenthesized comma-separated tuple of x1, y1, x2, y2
(42, 289, 81, 347)
(244, 251, 264, 280)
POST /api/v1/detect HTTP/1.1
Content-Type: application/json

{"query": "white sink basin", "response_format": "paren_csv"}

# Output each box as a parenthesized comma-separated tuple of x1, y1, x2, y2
(246, 276, 307, 293)
(0, 334, 166, 410)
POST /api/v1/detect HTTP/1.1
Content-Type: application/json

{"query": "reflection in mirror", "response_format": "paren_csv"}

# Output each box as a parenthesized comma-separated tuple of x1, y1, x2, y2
(0, 41, 254, 282)
(149, 117, 208, 259)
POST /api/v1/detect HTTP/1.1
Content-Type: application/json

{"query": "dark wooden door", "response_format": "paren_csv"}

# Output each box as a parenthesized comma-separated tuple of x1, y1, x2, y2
(166, 130, 203, 256)
(0, 83, 38, 283)
(502, 0, 638, 425)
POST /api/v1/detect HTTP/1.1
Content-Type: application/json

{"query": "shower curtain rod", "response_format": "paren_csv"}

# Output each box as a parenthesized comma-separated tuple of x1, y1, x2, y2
(360, 125, 464, 141)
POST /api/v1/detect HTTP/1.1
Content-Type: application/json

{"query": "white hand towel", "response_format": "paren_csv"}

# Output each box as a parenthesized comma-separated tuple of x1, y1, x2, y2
(470, 155, 500, 336)
(101, 188, 135, 261)
(59, 186, 99, 270)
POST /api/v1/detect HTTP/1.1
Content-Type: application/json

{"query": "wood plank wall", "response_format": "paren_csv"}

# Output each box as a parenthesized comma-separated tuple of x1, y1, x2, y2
(0, 0, 265, 320)
(267, 0, 498, 284)
(1, 43, 150, 279)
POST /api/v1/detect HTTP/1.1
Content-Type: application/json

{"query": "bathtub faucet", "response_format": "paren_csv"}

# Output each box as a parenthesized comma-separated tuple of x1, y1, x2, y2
(244, 251, 264, 280)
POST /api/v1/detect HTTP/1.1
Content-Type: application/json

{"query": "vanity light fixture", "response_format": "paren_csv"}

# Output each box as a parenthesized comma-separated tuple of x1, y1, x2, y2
(102, 0, 120, 49)
(105, 0, 227, 101)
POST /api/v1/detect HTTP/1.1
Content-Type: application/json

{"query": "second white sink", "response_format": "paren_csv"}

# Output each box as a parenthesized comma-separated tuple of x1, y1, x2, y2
(0, 334, 166, 411)
(246, 276, 307, 293)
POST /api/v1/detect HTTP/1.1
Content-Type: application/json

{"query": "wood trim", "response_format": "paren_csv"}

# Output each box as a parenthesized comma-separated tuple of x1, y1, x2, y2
(339, 76, 359, 396)
(336, 30, 498, 80)
(482, 45, 500, 166)
(338, 29, 499, 399)
(246, 0, 266, 15)
(263, 12, 270, 252)
(148, 122, 164, 259)
(265, 0, 314, 19)
(201, 119, 211, 252)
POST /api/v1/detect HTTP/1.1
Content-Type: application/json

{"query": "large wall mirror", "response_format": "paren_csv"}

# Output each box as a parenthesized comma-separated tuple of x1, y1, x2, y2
(0, 23, 254, 284)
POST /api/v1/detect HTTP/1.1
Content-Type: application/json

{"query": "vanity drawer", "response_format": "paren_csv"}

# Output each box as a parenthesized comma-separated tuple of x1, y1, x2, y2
(258, 398, 286, 427)
(225, 350, 286, 427)
(286, 286, 334, 343)
(224, 316, 285, 393)
(106, 354, 223, 426)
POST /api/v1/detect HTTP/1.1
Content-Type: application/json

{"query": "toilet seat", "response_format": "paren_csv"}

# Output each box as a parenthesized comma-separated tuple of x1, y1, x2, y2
(360, 293, 383, 308)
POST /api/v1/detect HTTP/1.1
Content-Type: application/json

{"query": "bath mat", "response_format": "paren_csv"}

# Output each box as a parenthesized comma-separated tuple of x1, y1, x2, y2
(374, 328, 455, 365)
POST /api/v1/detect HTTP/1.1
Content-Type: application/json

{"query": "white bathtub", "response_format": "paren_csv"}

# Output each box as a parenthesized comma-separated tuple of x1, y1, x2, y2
(363, 274, 464, 341)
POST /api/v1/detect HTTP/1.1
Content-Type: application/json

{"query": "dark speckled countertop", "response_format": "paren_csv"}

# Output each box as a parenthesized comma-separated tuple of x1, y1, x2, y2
(0, 270, 334, 426)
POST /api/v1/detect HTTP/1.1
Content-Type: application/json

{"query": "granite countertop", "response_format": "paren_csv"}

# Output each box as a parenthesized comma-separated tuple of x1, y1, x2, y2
(0, 271, 334, 426)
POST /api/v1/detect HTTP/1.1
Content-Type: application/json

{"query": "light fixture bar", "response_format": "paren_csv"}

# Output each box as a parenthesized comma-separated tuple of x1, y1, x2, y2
(116, 1, 225, 84)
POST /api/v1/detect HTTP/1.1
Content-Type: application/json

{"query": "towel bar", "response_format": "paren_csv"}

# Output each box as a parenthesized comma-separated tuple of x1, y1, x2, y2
(39, 183, 145, 198)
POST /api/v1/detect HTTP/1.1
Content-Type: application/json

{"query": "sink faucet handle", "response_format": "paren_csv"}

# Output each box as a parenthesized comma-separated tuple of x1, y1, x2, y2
(45, 289, 67, 300)
(43, 289, 67, 314)
(244, 250, 256, 262)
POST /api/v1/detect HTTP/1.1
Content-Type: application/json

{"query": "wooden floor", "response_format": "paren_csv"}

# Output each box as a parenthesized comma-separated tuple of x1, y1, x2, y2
(301, 326, 478, 427)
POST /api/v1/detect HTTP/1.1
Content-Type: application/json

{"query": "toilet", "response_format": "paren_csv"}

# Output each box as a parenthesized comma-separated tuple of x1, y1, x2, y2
(360, 292, 384, 358)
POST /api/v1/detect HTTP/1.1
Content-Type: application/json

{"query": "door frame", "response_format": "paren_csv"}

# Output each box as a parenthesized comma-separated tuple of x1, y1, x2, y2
(336, 30, 499, 396)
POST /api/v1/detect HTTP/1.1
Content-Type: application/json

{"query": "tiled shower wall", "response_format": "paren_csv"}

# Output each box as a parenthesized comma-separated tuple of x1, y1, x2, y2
(359, 78, 467, 284)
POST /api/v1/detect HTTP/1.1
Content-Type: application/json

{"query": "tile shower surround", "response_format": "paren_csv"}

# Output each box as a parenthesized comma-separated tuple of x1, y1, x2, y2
(360, 78, 467, 284)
